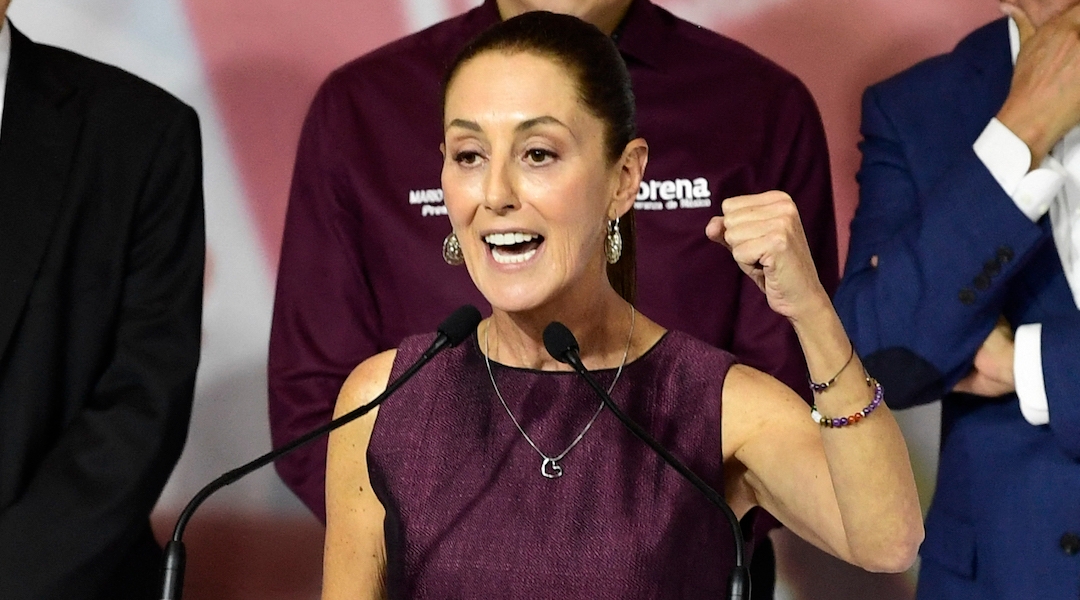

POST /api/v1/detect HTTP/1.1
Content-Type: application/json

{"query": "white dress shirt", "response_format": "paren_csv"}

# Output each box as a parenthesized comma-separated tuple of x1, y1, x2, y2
(0, 20, 11, 132)
(973, 18, 1080, 426)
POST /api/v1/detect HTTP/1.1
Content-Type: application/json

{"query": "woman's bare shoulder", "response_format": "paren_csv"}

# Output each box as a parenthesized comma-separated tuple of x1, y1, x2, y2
(722, 364, 808, 456)
(336, 350, 398, 418)
(724, 363, 797, 398)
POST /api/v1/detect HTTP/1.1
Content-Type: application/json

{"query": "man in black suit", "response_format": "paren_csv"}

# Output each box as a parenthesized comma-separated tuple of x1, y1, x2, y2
(0, 3, 204, 598)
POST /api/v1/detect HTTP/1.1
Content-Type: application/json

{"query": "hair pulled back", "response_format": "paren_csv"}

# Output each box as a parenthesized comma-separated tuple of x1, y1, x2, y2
(442, 11, 639, 302)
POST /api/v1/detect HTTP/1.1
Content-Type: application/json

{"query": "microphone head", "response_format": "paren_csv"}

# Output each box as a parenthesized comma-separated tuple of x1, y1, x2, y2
(438, 305, 483, 347)
(543, 321, 580, 364)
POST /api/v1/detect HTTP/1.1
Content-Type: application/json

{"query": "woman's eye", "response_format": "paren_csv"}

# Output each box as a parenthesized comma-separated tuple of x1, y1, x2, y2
(454, 151, 481, 166)
(525, 148, 556, 164)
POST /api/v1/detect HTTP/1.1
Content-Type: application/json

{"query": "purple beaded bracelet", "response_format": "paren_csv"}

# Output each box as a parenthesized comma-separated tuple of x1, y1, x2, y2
(810, 376, 884, 428)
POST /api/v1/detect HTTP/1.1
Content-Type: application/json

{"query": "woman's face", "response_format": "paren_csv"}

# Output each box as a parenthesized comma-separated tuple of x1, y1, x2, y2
(441, 51, 632, 314)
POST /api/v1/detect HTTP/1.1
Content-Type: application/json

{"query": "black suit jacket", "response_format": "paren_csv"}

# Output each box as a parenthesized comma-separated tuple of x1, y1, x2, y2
(0, 25, 203, 600)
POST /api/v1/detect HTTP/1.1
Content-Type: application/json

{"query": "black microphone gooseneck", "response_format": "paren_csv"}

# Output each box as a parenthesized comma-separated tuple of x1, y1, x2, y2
(160, 305, 482, 600)
(542, 321, 750, 600)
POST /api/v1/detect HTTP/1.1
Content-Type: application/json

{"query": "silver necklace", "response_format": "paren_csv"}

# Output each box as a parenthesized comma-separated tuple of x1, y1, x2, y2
(484, 306, 636, 479)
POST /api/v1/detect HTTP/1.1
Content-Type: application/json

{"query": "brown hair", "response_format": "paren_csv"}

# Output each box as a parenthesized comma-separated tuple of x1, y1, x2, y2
(443, 11, 638, 303)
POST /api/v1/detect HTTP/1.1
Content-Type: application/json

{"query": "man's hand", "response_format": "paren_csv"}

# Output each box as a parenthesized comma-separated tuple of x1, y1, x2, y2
(953, 317, 1016, 397)
(997, 2, 1080, 164)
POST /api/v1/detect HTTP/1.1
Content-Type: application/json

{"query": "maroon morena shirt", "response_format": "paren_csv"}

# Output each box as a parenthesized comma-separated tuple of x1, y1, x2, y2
(268, 0, 837, 521)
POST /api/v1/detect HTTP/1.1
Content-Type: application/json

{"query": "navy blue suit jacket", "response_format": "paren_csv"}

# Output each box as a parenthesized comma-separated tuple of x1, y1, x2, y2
(834, 18, 1080, 599)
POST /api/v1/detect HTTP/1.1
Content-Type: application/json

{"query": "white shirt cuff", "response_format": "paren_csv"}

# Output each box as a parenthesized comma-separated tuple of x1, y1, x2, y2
(1062, 127, 1080, 180)
(974, 118, 1063, 221)
(1014, 323, 1049, 426)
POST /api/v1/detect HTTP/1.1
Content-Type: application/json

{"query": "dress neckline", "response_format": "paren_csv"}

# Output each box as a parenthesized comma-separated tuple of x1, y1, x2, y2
(470, 329, 673, 374)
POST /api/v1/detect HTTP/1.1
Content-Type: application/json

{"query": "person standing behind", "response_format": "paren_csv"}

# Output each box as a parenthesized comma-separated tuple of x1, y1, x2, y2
(0, 3, 205, 599)
(835, 1, 1080, 597)
(269, 0, 836, 592)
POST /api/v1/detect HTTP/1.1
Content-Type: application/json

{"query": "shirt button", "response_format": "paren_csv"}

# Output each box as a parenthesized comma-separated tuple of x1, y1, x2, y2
(959, 288, 976, 305)
(974, 273, 991, 290)
(997, 246, 1015, 264)
(983, 259, 1001, 276)
(1060, 532, 1080, 556)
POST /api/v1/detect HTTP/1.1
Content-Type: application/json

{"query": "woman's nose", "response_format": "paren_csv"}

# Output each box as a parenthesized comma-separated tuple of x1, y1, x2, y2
(482, 157, 519, 214)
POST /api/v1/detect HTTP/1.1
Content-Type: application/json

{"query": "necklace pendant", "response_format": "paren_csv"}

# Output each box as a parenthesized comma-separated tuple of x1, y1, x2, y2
(541, 457, 564, 479)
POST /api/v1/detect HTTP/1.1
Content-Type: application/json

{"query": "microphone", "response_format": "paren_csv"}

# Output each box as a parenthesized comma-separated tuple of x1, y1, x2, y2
(543, 321, 750, 600)
(161, 305, 482, 600)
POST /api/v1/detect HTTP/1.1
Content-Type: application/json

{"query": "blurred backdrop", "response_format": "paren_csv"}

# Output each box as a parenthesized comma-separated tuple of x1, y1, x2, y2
(7, 0, 1001, 598)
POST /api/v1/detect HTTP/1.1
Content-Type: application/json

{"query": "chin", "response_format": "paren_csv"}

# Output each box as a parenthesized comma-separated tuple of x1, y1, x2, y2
(470, 275, 550, 314)
(482, 290, 548, 315)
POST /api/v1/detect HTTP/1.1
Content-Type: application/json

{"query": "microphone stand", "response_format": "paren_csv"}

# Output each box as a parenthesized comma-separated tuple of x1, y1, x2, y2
(161, 305, 481, 600)
(545, 323, 750, 600)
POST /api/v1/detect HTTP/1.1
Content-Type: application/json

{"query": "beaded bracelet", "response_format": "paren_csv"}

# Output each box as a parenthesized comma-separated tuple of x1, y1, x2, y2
(808, 345, 855, 393)
(810, 376, 884, 428)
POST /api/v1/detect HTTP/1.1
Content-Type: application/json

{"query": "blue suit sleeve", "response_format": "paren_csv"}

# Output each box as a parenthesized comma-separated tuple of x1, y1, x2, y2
(1042, 313, 1080, 457)
(834, 86, 1051, 409)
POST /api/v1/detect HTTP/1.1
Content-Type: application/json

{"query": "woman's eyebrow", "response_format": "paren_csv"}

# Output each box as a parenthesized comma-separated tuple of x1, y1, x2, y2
(446, 118, 482, 132)
(515, 115, 567, 132)
(445, 115, 576, 140)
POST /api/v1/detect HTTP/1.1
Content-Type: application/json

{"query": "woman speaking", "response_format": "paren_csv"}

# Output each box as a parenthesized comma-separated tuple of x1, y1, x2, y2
(322, 11, 922, 599)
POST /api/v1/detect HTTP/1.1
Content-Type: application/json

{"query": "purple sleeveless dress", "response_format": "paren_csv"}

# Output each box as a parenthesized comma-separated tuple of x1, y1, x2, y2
(368, 330, 738, 599)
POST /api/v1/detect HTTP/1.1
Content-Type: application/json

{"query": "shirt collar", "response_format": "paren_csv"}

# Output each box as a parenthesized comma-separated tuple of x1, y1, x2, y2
(0, 19, 11, 127)
(1008, 16, 1020, 65)
(473, 0, 502, 30)
(477, 0, 660, 68)
(613, 0, 663, 69)
(480, 0, 661, 69)
(486, 0, 660, 69)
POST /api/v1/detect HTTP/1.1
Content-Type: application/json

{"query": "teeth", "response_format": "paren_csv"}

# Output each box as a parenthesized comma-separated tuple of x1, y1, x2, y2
(492, 247, 537, 264)
(484, 232, 537, 246)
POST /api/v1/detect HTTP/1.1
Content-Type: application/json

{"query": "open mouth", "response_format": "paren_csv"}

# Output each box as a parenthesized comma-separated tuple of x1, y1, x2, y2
(484, 232, 544, 265)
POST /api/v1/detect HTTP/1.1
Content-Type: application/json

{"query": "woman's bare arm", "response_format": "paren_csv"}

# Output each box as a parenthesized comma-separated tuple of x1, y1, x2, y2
(710, 191, 923, 573)
(723, 331, 923, 572)
(322, 350, 397, 600)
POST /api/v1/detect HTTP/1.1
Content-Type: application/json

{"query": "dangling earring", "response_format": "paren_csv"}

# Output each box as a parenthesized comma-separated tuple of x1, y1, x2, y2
(443, 232, 464, 266)
(605, 218, 622, 264)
